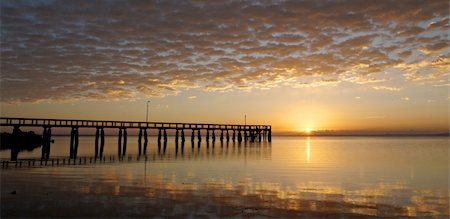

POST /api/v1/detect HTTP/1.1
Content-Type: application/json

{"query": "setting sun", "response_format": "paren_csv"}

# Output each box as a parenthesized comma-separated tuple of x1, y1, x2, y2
(305, 128, 313, 134)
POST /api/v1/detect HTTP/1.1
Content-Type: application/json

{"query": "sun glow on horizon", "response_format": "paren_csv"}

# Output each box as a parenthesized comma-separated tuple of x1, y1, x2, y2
(305, 128, 313, 134)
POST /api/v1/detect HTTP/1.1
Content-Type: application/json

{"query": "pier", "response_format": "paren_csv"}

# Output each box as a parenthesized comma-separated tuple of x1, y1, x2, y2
(0, 117, 271, 161)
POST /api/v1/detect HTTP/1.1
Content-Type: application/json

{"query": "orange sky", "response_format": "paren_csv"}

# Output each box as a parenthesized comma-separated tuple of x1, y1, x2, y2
(0, 1, 449, 134)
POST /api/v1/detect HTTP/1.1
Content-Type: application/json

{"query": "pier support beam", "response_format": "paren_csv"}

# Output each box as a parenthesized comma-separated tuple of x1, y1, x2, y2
(181, 129, 185, 142)
(69, 127, 79, 159)
(226, 130, 230, 142)
(197, 129, 201, 142)
(45, 127, 51, 160)
(73, 127, 79, 159)
(138, 128, 143, 155)
(191, 129, 195, 142)
(163, 129, 167, 142)
(268, 127, 272, 142)
(258, 129, 262, 142)
(158, 129, 162, 143)
(95, 128, 100, 159)
(41, 127, 47, 161)
(233, 130, 236, 142)
(206, 129, 210, 142)
(123, 128, 127, 156)
(118, 128, 122, 156)
(70, 127, 75, 158)
(143, 129, 148, 154)
(220, 130, 224, 142)
(175, 129, 179, 143)
(251, 129, 254, 142)
(100, 128, 105, 157)
(238, 130, 242, 143)
(212, 130, 216, 142)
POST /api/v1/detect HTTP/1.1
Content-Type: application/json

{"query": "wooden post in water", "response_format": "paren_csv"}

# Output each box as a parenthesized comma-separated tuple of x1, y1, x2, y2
(163, 129, 167, 142)
(143, 129, 148, 154)
(191, 129, 195, 142)
(69, 127, 75, 159)
(243, 129, 247, 142)
(238, 130, 242, 143)
(100, 128, 105, 157)
(122, 128, 127, 156)
(95, 128, 99, 159)
(163, 140, 167, 153)
(233, 130, 236, 142)
(226, 130, 230, 142)
(181, 129, 185, 142)
(175, 129, 179, 143)
(45, 127, 52, 160)
(181, 140, 185, 154)
(206, 129, 210, 142)
(73, 127, 79, 159)
(118, 128, 122, 157)
(268, 127, 272, 142)
(220, 130, 224, 142)
(197, 129, 201, 142)
(41, 127, 47, 161)
(138, 128, 142, 156)
(258, 129, 262, 142)
(175, 137, 179, 155)
(212, 130, 216, 142)
(157, 140, 161, 154)
(158, 128, 162, 143)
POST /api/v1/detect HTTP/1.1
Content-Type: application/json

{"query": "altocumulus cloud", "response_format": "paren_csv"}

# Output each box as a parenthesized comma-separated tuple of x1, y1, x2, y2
(1, 0, 449, 103)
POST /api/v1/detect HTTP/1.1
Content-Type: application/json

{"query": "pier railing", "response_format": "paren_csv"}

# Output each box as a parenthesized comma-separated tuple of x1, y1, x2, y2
(0, 117, 270, 130)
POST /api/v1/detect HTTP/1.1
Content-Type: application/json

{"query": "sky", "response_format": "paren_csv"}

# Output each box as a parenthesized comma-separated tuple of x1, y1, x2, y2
(1, 0, 449, 134)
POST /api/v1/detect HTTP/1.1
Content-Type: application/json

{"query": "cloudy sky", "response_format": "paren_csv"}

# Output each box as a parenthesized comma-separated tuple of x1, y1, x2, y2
(1, 0, 449, 134)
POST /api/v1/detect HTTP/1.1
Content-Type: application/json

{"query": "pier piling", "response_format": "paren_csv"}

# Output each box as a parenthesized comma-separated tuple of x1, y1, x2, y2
(118, 128, 123, 156)
(163, 129, 167, 142)
(123, 128, 127, 156)
(138, 128, 143, 155)
(143, 129, 148, 154)
(95, 128, 99, 159)
(100, 128, 105, 157)
(73, 127, 79, 159)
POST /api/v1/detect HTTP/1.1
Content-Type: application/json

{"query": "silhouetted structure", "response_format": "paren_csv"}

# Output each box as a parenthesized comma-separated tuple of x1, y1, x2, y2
(1, 128, 44, 161)
(0, 117, 271, 161)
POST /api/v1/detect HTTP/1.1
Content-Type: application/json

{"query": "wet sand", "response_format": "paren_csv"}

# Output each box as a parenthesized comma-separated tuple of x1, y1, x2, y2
(1, 167, 441, 218)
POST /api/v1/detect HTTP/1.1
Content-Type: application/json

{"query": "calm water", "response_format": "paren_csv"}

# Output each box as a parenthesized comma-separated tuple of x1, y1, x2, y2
(1, 136, 449, 217)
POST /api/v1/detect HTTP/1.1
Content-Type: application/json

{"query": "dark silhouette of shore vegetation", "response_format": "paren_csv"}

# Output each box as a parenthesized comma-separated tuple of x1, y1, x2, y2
(0, 131, 43, 151)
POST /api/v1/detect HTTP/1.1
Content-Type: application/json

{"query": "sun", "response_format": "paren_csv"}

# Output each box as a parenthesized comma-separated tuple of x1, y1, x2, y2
(305, 128, 313, 134)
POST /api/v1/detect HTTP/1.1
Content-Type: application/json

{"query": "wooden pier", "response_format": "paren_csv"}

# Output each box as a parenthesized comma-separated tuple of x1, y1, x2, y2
(0, 117, 271, 161)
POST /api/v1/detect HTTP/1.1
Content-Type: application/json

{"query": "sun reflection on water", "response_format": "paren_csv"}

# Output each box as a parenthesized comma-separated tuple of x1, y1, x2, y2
(306, 137, 311, 163)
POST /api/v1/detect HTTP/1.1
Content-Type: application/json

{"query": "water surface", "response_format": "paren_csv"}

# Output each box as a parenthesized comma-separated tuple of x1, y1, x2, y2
(1, 136, 449, 217)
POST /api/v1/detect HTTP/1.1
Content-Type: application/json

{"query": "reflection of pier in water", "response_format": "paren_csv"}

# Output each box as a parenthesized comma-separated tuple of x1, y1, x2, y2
(1, 117, 272, 161)
(1, 141, 271, 168)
